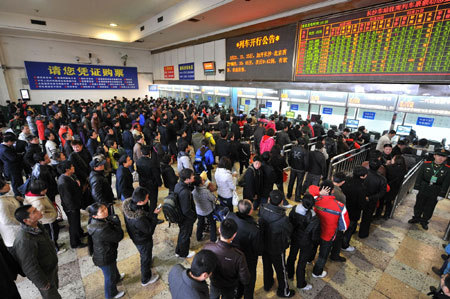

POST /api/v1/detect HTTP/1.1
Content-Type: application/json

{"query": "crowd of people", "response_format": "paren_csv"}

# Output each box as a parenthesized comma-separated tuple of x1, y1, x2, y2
(0, 96, 449, 299)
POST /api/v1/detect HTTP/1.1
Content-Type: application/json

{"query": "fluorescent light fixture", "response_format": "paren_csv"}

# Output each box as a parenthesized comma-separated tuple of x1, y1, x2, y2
(109, 23, 118, 27)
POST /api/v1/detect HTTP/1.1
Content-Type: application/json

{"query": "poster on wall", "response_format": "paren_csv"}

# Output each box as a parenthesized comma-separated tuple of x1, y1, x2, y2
(164, 66, 175, 79)
(226, 24, 297, 81)
(24, 61, 138, 90)
(179, 63, 195, 80)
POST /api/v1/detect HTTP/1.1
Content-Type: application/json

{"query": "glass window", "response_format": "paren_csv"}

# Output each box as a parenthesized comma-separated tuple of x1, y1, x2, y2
(357, 109, 394, 133)
(403, 113, 450, 142)
(320, 106, 345, 128)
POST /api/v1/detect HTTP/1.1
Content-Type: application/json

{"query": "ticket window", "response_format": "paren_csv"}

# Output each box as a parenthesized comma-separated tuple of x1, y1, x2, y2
(261, 100, 280, 115)
(240, 98, 257, 114)
(217, 96, 231, 109)
(357, 109, 394, 133)
(280, 101, 308, 120)
(319, 106, 345, 129)
(402, 113, 450, 143)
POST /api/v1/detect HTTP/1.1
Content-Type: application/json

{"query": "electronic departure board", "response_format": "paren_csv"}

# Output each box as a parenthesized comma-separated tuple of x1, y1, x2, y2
(294, 0, 450, 83)
(226, 24, 297, 81)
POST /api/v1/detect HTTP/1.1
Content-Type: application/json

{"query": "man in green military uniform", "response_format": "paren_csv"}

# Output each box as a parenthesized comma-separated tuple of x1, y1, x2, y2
(408, 148, 450, 230)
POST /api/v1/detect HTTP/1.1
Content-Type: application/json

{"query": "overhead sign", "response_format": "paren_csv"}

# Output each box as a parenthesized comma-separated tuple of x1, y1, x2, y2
(203, 61, 216, 75)
(149, 85, 158, 91)
(310, 91, 347, 106)
(226, 24, 297, 81)
(25, 61, 138, 90)
(291, 104, 299, 111)
(362, 111, 376, 119)
(322, 107, 333, 115)
(295, 0, 450, 83)
(266, 102, 272, 108)
(416, 117, 434, 127)
(179, 63, 195, 80)
(397, 95, 450, 116)
(282, 89, 310, 103)
(164, 66, 175, 79)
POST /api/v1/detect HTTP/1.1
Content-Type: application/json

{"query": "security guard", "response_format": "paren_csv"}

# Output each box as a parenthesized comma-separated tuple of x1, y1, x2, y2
(408, 148, 450, 230)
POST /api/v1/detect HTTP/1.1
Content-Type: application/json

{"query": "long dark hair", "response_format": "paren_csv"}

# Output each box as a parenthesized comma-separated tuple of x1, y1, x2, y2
(86, 203, 106, 256)
(393, 155, 407, 171)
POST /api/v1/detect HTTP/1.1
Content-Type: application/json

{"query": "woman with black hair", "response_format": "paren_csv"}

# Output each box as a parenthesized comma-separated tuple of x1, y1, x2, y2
(87, 203, 125, 299)
(269, 145, 290, 208)
(286, 194, 320, 291)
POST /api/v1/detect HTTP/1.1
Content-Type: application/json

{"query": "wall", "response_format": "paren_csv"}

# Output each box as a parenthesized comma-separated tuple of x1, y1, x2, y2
(0, 36, 153, 104)
(151, 39, 226, 81)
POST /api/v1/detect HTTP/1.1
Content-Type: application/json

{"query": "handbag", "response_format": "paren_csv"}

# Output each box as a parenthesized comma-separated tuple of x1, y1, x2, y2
(232, 191, 239, 206)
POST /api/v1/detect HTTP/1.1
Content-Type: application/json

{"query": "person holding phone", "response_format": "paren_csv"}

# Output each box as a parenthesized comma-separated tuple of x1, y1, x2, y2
(122, 187, 161, 287)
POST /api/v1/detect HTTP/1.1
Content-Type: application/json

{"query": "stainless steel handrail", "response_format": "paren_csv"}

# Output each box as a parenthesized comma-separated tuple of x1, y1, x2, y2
(389, 160, 424, 219)
(326, 143, 372, 179)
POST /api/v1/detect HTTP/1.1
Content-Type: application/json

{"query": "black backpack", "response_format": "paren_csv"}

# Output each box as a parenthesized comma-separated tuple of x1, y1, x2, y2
(162, 192, 183, 224)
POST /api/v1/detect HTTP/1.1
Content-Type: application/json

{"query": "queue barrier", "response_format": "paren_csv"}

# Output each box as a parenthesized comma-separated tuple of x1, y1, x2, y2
(389, 160, 424, 219)
(326, 143, 372, 179)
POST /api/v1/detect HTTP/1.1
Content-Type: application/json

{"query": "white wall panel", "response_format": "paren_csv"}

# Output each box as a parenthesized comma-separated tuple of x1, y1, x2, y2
(185, 46, 194, 62)
(194, 44, 204, 81)
(214, 39, 226, 81)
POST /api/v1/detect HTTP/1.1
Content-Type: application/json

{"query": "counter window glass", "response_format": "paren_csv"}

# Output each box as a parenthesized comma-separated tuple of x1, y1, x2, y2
(281, 102, 308, 120)
(240, 98, 257, 114)
(357, 109, 394, 134)
(403, 113, 450, 143)
(319, 106, 345, 130)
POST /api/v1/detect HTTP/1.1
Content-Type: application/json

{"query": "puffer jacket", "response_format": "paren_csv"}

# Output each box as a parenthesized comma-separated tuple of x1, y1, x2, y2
(192, 185, 215, 216)
(260, 135, 275, 154)
(288, 145, 309, 171)
(87, 216, 124, 267)
(227, 212, 263, 258)
(24, 193, 57, 225)
(89, 170, 115, 204)
(0, 195, 21, 247)
(258, 203, 292, 254)
(122, 198, 157, 245)
(215, 167, 236, 199)
(308, 185, 350, 242)
(364, 169, 387, 204)
(289, 204, 320, 247)
(13, 223, 58, 289)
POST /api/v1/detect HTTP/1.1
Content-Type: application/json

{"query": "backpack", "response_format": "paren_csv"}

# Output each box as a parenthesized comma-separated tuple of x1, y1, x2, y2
(193, 149, 208, 174)
(162, 192, 183, 224)
(238, 166, 255, 187)
(212, 205, 229, 222)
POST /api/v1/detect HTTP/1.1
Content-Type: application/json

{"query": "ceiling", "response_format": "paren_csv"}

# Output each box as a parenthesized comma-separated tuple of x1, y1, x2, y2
(0, 0, 183, 30)
(0, 0, 384, 50)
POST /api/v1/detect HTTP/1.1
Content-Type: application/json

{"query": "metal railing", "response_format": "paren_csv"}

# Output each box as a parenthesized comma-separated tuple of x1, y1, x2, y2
(326, 143, 372, 179)
(389, 160, 424, 219)
(282, 134, 326, 154)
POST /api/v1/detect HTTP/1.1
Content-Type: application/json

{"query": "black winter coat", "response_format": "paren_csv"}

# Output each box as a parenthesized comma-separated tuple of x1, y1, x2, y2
(260, 162, 275, 198)
(174, 181, 196, 222)
(270, 154, 287, 184)
(288, 145, 308, 171)
(136, 156, 162, 190)
(122, 198, 157, 245)
(231, 123, 241, 140)
(161, 163, 178, 192)
(89, 170, 115, 204)
(69, 149, 92, 184)
(289, 207, 320, 246)
(88, 216, 124, 267)
(24, 144, 42, 169)
(57, 174, 82, 211)
(216, 138, 230, 158)
(341, 177, 367, 221)
(116, 165, 134, 199)
(0, 144, 23, 176)
(242, 166, 262, 200)
(227, 212, 262, 258)
(259, 203, 292, 254)
(307, 150, 326, 177)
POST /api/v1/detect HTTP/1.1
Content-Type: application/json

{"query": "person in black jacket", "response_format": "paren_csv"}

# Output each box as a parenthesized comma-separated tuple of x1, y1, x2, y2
(0, 133, 24, 196)
(257, 152, 275, 210)
(313, 120, 325, 138)
(86, 130, 100, 156)
(253, 122, 266, 155)
(57, 160, 87, 248)
(269, 145, 290, 208)
(122, 187, 160, 286)
(31, 152, 58, 202)
(259, 190, 295, 298)
(203, 218, 250, 299)
(302, 142, 326, 195)
(276, 124, 291, 148)
(216, 129, 230, 160)
(0, 236, 21, 299)
(169, 250, 218, 299)
(122, 124, 135, 160)
(359, 159, 387, 238)
(160, 154, 178, 193)
(286, 194, 320, 291)
(136, 146, 162, 215)
(341, 166, 367, 251)
(230, 116, 241, 141)
(229, 132, 241, 170)
(287, 138, 309, 201)
(242, 156, 263, 206)
(89, 156, 115, 205)
(227, 199, 263, 299)
(174, 168, 196, 258)
(116, 155, 134, 201)
(69, 139, 92, 185)
(24, 135, 42, 174)
(87, 203, 125, 299)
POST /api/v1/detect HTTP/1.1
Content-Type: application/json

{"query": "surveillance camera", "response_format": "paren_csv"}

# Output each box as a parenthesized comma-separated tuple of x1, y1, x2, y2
(76, 56, 80, 62)
(121, 54, 128, 60)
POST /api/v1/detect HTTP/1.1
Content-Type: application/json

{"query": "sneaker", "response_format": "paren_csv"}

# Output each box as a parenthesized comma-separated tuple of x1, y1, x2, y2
(312, 271, 327, 278)
(408, 218, 419, 224)
(119, 273, 126, 282)
(57, 248, 67, 255)
(330, 256, 346, 262)
(342, 246, 355, 252)
(141, 274, 159, 286)
(176, 251, 195, 258)
(299, 284, 313, 291)
(113, 291, 125, 299)
(421, 222, 429, 230)
(276, 289, 296, 298)
(282, 204, 293, 209)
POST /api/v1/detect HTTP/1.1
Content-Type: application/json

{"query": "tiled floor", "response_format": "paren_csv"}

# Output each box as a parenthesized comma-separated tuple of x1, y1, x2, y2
(15, 179, 450, 299)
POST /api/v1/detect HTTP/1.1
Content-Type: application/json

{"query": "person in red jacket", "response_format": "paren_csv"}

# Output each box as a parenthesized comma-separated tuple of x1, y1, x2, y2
(35, 116, 46, 143)
(308, 181, 350, 278)
(58, 123, 73, 147)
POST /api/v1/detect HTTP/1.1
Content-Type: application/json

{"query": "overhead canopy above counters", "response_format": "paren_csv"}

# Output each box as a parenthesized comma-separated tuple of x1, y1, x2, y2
(348, 93, 398, 111)
(281, 89, 310, 103)
(397, 95, 450, 116)
(309, 91, 347, 107)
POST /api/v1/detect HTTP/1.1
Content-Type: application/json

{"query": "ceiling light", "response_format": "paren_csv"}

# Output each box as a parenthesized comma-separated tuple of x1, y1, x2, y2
(109, 23, 118, 27)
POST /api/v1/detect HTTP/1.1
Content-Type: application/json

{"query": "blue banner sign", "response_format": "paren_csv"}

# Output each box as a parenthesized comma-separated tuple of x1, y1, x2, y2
(245, 99, 251, 105)
(149, 85, 158, 91)
(291, 104, 299, 111)
(220, 97, 226, 103)
(179, 62, 195, 80)
(362, 111, 376, 120)
(416, 117, 434, 127)
(322, 107, 333, 114)
(24, 61, 138, 90)
(266, 101, 272, 108)
(207, 96, 212, 101)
